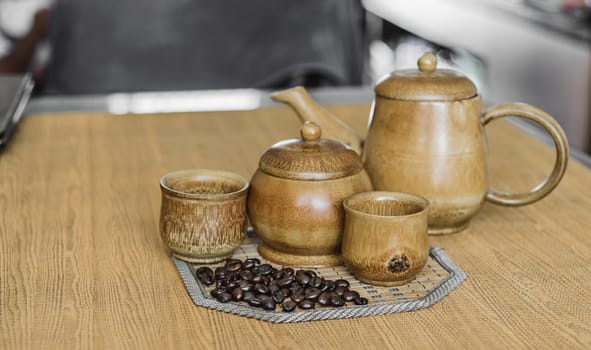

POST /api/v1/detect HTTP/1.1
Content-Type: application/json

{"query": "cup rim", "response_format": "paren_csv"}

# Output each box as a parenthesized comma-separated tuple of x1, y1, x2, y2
(343, 191, 430, 219)
(160, 169, 249, 200)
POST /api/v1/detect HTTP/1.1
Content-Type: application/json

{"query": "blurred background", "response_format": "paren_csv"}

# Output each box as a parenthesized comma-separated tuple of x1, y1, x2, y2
(0, 0, 590, 156)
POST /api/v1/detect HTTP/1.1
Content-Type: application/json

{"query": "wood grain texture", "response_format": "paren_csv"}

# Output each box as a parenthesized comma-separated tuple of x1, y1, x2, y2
(1, 104, 590, 349)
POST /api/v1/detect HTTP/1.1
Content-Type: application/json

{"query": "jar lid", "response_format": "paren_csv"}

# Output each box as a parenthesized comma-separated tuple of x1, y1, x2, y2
(259, 122, 363, 181)
(374, 53, 477, 101)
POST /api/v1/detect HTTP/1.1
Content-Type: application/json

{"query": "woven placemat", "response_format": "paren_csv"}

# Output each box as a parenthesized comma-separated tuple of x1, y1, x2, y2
(173, 237, 465, 323)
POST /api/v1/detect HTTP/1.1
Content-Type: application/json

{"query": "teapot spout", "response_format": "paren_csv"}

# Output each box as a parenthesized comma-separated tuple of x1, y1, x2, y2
(271, 86, 363, 155)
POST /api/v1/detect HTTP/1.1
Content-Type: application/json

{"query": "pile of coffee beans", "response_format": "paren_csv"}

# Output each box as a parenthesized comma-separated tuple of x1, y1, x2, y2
(195, 258, 368, 312)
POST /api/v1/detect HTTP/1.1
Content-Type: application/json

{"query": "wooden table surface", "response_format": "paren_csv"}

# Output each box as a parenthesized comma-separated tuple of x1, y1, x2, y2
(1, 104, 590, 349)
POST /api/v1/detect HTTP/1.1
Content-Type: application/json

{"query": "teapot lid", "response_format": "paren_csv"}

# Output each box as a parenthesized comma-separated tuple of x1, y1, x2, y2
(374, 53, 477, 101)
(259, 122, 363, 181)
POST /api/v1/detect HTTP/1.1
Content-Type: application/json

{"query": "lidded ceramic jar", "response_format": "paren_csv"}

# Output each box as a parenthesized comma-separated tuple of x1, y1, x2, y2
(247, 122, 373, 267)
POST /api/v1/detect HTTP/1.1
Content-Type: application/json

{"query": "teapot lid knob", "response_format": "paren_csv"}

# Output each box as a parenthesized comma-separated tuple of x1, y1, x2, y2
(301, 121, 321, 142)
(418, 52, 437, 73)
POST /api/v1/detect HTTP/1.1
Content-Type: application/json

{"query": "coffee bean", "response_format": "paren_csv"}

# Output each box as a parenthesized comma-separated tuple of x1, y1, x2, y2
(196, 267, 215, 285)
(215, 279, 227, 288)
(277, 275, 295, 288)
(232, 287, 244, 301)
(282, 299, 297, 312)
(304, 270, 317, 279)
(294, 273, 310, 287)
(272, 290, 285, 304)
(214, 267, 228, 280)
(247, 297, 262, 307)
(280, 287, 292, 298)
(295, 270, 312, 287)
(251, 274, 263, 283)
(237, 280, 254, 292)
(335, 286, 348, 296)
(227, 271, 240, 282)
(266, 276, 276, 286)
(243, 291, 255, 302)
(289, 284, 303, 296)
(243, 258, 260, 269)
(304, 287, 322, 301)
(298, 300, 315, 309)
(198, 273, 214, 285)
(217, 292, 232, 303)
(292, 290, 306, 303)
(269, 284, 280, 294)
(310, 277, 323, 288)
(321, 280, 335, 292)
(239, 270, 254, 281)
(224, 259, 242, 272)
(258, 264, 273, 275)
(334, 279, 350, 288)
(354, 297, 368, 305)
(196, 266, 213, 275)
(330, 297, 345, 307)
(317, 291, 331, 306)
(282, 267, 295, 276)
(273, 270, 286, 280)
(343, 290, 360, 302)
(210, 287, 226, 298)
(254, 283, 269, 295)
(261, 298, 276, 311)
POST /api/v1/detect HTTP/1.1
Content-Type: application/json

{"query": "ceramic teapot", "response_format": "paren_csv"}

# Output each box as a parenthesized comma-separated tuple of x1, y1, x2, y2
(271, 53, 569, 234)
(247, 122, 373, 266)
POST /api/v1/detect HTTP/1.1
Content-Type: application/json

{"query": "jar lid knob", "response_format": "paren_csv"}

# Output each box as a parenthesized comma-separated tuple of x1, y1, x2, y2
(418, 52, 437, 73)
(301, 121, 321, 142)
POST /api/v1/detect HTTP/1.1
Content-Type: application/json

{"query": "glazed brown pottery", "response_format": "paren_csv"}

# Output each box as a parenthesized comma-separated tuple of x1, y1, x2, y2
(342, 191, 430, 286)
(160, 169, 249, 263)
(247, 122, 373, 267)
(271, 53, 569, 234)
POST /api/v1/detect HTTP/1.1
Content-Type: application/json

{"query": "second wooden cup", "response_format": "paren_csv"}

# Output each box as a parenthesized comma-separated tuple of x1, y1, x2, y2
(342, 191, 430, 286)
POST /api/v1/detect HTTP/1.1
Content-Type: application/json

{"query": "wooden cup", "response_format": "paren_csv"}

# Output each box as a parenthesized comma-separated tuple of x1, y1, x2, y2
(159, 169, 249, 263)
(342, 191, 430, 286)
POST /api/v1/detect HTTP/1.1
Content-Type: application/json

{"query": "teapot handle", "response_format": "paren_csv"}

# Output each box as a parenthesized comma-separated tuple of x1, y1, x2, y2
(481, 103, 569, 207)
